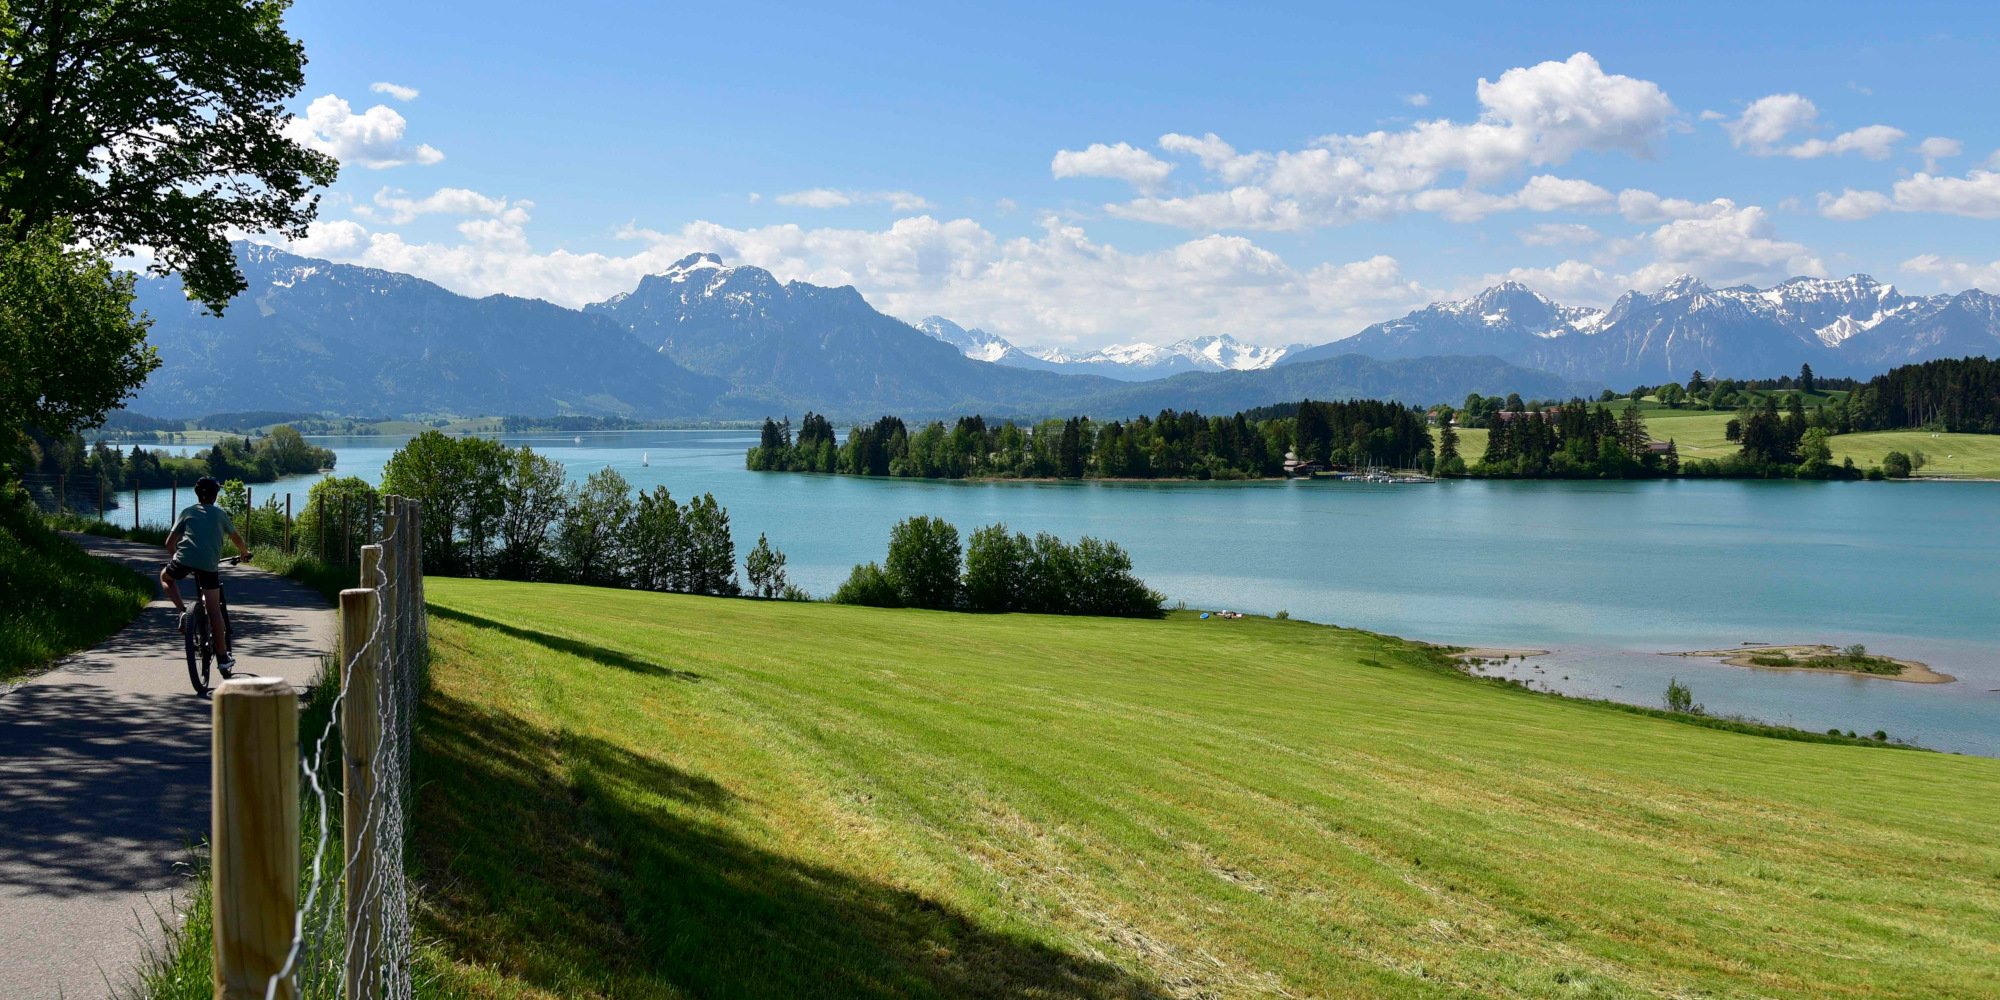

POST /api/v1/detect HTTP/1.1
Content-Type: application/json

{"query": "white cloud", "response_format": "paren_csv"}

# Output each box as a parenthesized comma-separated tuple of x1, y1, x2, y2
(369, 82, 419, 102)
(257, 210, 1433, 347)
(1917, 136, 1962, 173)
(1785, 124, 1904, 160)
(993, 198, 1018, 215)
(282, 94, 443, 169)
(1888, 170, 2000, 218)
(1815, 188, 1892, 221)
(1901, 254, 2000, 292)
(1405, 175, 1613, 222)
(1519, 223, 1600, 246)
(1630, 202, 1823, 288)
(355, 186, 528, 225)
(1158, 132, 1270, 184)
(1049, 142, 1175, 191)
(1720, 93, 1902, 159)
(1817, 169, 2000, 220)
(1722, 93, 1817, 151)
(1482, 260, 1628, 306)
(1616, 189, 1730, 223)
(773, 188, 933, 211)
(1403, 93, 1431, 107)
(1075, 53, 1674, 231)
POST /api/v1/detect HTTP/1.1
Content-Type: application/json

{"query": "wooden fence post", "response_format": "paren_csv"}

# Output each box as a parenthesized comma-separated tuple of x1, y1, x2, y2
(212, 676, 300, 1000)
(133, 482, 140, 531)
(285, 494, 292, 553)
(57, 473, 65, 513)
(340, 580, 382, 1000)
(342, 496, 351, 566)
(98, 477, 105, 519)
(171, 483, 177, 523)
(246, 486, 253, 547)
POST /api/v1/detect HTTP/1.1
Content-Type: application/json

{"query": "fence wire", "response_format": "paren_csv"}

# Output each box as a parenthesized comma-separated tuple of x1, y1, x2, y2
(268, 497, 426, 1000)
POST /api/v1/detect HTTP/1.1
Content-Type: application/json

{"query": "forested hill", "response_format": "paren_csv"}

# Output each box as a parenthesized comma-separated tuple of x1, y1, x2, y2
(129, 245, 729, 419)
(1065, 352, 1599, 417)
(582, 252, 1117, 417)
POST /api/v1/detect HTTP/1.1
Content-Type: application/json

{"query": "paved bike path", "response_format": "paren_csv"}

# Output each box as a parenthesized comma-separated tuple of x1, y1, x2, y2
(0, 535, 334, 1000)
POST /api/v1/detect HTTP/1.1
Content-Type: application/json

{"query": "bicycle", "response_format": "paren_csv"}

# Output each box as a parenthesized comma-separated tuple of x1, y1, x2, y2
(181, 555, 239, 696)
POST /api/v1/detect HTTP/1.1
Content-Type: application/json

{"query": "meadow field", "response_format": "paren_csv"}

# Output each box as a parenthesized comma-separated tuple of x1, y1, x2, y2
(414, 580, 2000, 999)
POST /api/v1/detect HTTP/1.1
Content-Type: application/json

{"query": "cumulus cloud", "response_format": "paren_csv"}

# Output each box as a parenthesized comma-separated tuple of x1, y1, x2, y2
(1049, 142, 1175, 191)
(1518, 223, 1600, 246)
(1917, 136, 1962, 173)
(1721, 93, 1902, 159)
(1629, 202, 1823, 288)
(1616, 189, 1731, 223)
(1158, 132, 1270, 184)
(355, 187, 530, 225)
(1817, 169, 2000, 220)
(369, 82, 419, 102)
(1480, 260, 1628, 305)
(1815, 188, 1892, 221)
(1077, 53, 1675, 231)
(773, 188, 934, 211)
(1901, 254, 2000, 292)
(255, 211, 1433, 346)
(283, 94, 442, 169)
(1403, 93, 1431, 107)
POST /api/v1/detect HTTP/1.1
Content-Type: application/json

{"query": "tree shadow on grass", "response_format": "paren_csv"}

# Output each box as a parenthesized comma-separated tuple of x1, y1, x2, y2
(416, 689, 1167, 1000)
(428, 604, 702, 681)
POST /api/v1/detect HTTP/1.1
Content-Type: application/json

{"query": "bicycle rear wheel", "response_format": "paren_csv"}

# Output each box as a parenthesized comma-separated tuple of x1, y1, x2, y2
(185, 602, 213, 695)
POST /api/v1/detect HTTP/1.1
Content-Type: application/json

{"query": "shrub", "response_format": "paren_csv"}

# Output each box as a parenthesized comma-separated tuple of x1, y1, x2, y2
(962, 522, 1027, 612)
(832, 562, 901, 607)
(1882, 450, 1913, 478)
(1663, 677, 1703, 715)
(885, 515, 961, 610)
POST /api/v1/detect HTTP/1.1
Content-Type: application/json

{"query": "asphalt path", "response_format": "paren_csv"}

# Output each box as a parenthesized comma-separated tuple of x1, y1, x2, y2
(0, 535, 333, 999)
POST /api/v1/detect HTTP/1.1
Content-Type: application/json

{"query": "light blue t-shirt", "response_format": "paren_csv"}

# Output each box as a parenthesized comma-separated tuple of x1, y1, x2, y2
(171, 503, 235, 572)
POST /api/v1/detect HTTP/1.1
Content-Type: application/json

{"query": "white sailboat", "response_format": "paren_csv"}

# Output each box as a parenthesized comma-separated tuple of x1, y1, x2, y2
(642, 451, 649, 467)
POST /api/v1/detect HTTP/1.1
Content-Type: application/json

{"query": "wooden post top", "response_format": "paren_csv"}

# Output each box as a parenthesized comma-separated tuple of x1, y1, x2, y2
(215, 676, 295, 699)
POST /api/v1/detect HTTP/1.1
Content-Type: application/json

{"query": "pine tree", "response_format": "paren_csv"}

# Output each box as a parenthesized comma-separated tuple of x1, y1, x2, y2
(1799, 363, 1816, 394)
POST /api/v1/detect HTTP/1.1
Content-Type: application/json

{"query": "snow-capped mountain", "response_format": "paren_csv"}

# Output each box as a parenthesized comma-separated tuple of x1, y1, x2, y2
(915, 319, 1299, 382)
(1281, 274, 2000, 384)
(913, 316, 1028, 364)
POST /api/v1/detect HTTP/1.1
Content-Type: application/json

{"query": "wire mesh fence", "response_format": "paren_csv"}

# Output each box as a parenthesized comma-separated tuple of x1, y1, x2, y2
(212, 495, 425, 998)
(16, 471, 384, 564)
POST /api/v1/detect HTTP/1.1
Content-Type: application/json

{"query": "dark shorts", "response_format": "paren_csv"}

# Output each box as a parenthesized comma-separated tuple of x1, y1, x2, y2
(163, 561, 221, 590)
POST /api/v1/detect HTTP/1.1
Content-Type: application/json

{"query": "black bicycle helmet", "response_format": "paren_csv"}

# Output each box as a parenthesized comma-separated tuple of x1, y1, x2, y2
(194, 476, 221, 501)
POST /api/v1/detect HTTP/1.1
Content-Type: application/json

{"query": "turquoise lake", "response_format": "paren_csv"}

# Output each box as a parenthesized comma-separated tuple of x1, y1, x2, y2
(127, 429, 2000, 757)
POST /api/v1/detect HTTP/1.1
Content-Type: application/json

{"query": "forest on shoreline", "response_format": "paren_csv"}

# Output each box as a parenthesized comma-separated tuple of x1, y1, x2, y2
(746, 357, 2000, 483)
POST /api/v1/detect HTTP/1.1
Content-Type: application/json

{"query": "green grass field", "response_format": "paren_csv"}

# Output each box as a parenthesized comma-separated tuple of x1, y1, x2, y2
(414, 580, 2000, 999)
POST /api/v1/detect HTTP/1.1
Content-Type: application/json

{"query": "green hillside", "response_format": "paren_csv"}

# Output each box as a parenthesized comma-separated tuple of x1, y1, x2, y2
(416, 580, 2000, 999)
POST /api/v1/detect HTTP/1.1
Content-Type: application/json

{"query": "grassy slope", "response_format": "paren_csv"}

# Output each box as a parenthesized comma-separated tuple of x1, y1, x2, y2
(0, 520, 153, 680)
(416, 580, 2000, 1000)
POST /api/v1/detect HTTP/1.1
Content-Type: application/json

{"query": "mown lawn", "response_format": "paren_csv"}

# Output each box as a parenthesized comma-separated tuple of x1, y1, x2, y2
(1830, 430, 2000, 479)
(415, 579, 2000, 1000)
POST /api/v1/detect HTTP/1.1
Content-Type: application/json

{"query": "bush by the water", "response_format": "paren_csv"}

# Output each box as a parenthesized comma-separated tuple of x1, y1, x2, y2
(834, 515, 1163, 617)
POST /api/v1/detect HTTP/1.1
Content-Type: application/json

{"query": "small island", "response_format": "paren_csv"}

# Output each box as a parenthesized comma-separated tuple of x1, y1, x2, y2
(1666, 644, 1955, 684)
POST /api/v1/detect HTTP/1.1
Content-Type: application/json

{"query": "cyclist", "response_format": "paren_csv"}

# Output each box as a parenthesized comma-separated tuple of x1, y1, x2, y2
(162, 476, 253, 675)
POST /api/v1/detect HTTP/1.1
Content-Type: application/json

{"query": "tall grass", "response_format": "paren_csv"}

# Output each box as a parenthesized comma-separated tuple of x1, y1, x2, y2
(0, 508, 154, 681)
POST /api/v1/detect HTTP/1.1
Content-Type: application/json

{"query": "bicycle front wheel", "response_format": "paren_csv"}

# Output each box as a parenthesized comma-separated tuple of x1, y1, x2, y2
(186, 609, 212, 695)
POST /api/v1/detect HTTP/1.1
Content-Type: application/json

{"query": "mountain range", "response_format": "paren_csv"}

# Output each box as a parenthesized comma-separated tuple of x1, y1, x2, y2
(128, 246, 1572, 422)
(1283, 275, 2000, 385)
(914, 316, 1298, 380)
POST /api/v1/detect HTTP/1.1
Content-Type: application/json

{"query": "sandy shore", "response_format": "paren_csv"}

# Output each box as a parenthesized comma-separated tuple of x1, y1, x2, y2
(1665, 644, 1956, 684)
(1444, 647, 1550, 660)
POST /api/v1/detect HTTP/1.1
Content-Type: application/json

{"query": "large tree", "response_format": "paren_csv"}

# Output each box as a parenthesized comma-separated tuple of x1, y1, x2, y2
(0, 0, 338, 312)
(0, 219, 156, 439)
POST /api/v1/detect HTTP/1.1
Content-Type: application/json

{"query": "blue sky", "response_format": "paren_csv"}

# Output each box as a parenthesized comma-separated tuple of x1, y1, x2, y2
(270, 0, 2000, 349)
